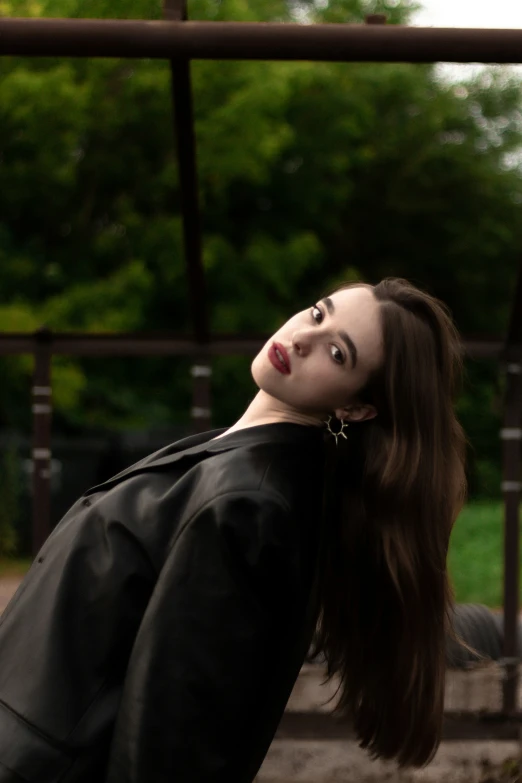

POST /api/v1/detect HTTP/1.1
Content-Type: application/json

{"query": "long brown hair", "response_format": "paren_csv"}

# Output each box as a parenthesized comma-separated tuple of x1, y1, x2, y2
(309, 277, 468, 768)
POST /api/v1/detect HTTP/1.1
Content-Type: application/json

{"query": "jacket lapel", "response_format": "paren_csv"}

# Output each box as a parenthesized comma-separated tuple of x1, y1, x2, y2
(84, 422, 324, 496)
(83, 428, 227, 495)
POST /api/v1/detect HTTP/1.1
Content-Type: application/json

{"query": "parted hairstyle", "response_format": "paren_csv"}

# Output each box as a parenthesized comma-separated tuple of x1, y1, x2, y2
(309, 277, 468, 768)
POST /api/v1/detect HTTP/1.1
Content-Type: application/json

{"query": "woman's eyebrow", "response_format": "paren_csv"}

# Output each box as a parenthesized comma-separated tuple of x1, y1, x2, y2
(321, 297, 358, 368)
(323, 296, 335, 315)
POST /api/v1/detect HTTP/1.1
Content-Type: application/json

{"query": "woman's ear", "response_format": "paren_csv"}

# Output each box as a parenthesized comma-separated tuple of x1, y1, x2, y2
(335, 404, 378, 423)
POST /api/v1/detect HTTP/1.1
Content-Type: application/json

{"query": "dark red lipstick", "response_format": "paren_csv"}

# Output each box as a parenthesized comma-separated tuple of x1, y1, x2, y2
(268, 342, 291, 374)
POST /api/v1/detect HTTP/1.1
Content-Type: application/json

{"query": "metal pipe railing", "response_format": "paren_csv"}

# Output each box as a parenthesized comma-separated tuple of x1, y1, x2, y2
(2, 18, 522, 63)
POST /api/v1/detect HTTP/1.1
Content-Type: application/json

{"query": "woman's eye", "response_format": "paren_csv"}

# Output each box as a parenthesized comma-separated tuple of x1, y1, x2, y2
(311, 305, 344, 364)
(331, 346, 344, 364)
(311, 305, 323, 323)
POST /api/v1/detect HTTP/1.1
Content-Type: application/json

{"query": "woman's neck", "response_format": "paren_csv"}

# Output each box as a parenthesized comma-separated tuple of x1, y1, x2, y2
(215, 391, 324, 438)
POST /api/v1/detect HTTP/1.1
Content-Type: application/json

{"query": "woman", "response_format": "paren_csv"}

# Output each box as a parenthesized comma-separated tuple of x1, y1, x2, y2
(0, 277, 466, 782)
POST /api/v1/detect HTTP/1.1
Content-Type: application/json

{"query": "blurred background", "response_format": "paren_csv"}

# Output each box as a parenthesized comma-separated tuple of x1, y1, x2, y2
(1, 0, 522, 606)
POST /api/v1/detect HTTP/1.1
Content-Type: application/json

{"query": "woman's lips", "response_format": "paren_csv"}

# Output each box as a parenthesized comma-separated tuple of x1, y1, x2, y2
(268, 342, 291, 374)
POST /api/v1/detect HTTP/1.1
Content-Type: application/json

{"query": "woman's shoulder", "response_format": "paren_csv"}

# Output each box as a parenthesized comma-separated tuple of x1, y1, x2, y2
(85, 423, 326, 528)
(202, 435, 326, 512)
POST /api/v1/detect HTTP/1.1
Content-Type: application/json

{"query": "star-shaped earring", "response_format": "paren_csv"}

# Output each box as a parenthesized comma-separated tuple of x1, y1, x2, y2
(324, 415, 349, 445)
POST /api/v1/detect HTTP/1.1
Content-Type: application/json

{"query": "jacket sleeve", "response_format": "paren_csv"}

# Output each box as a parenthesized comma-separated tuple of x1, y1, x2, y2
(105, 489, 307, 783)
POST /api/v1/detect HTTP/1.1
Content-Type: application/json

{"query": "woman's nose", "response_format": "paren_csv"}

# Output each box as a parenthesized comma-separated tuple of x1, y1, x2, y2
(292, 329, 313, 357)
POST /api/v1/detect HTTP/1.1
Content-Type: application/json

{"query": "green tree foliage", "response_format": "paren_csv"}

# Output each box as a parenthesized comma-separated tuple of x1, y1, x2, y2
(0, 0, 521, 495)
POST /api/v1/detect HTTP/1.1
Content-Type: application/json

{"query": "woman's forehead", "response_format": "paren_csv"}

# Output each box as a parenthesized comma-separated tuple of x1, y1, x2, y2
(328, 285, 377, 311)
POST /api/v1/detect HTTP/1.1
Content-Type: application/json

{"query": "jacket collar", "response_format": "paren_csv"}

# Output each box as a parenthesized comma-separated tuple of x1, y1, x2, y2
(84, 422, 325, 495)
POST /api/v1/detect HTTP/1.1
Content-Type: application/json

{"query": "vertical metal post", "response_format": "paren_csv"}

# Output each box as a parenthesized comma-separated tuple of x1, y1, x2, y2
(31, 328, 53, 556)
(190, 362, 212, 433)
(164, 0, 212, 432)
(500, 361, 522, 713)
(365, 14, 387, 24)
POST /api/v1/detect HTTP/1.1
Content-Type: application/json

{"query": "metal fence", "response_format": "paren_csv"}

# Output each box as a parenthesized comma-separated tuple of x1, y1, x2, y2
(1, 2, 522, 737)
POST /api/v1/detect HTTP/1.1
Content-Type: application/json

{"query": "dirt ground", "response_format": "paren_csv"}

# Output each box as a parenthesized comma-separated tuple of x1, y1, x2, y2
(0, 575, 21, 614)
(257, 741, 522, 783)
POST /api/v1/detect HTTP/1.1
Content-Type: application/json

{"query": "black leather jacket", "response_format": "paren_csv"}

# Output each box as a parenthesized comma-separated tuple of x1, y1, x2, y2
(0, 422, 326, 782)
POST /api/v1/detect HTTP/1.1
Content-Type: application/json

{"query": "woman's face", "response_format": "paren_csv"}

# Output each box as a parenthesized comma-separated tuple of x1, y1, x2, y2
(251, 286, 384, 420)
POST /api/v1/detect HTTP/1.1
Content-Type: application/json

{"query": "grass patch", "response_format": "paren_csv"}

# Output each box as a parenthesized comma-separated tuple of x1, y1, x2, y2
(449, 500, 505, 608)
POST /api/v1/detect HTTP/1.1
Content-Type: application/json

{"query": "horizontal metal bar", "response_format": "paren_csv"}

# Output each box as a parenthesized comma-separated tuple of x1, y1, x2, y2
(3, 19, 522, 63)
(0, 332, 512, 359)
(0, 336, 36, 354)
(463, 340, 513, 359)
(277, 711, 522, 741)
(0, 334, 267, 356)
(0, 333, 514, 358)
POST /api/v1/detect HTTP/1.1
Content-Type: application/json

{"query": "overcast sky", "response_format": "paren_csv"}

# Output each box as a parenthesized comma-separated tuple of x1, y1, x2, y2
(409, 0, 522, 80)
(412, 0, 522, 29)
(412, 0, 522, 28)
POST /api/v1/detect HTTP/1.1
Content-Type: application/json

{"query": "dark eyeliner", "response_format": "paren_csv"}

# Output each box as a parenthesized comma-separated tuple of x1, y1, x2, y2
(311, 304, 323, 322)
(311, 305, 345, 365)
